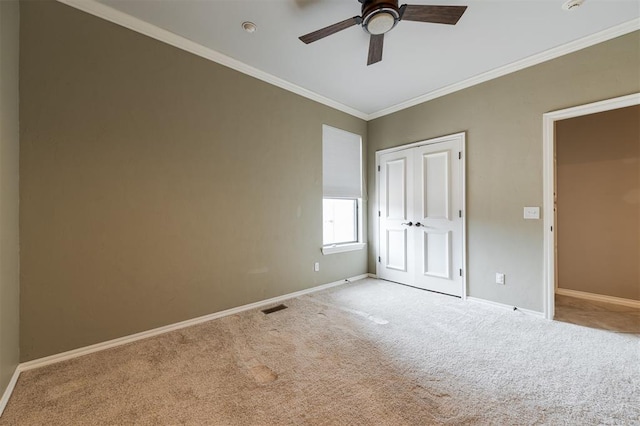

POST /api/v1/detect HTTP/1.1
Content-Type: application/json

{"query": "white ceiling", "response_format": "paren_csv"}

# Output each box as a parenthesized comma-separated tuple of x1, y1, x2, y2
(67, 0, 639, 119)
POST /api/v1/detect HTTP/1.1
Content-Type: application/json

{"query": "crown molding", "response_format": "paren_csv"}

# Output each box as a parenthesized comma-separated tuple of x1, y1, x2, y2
(56, 1, 638, 122)
(56, 0, 369, 120)
(367, 18, 640, 120)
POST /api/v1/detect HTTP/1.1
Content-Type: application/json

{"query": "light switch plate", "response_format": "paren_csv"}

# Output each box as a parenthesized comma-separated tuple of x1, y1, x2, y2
(524, 207, 540, 219)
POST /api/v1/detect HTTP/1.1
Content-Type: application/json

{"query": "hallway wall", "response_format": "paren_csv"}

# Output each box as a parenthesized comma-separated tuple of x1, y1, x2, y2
(556, 105, 640, 301)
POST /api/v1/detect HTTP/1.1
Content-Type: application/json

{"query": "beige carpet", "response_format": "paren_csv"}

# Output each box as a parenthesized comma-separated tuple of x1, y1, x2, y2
(2, 279, 639, 425)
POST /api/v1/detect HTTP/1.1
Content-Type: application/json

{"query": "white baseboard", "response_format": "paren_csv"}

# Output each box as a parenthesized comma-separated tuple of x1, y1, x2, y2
(367, 273, 378, 279)
(19, 274, 368, 373)
(1, 274, 368, 417)
(466, 296, 545, 318)
(556, 288, 640, 309)
(0, 367, 20, 417)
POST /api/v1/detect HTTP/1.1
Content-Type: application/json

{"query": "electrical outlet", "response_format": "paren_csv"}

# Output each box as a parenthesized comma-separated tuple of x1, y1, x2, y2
(496, 273, 505, 285)
(314, 262, 320, 272)
(524, 207, 540, 219)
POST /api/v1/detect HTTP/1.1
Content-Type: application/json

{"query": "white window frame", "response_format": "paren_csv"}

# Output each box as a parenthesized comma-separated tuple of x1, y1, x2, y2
(322, 198, 365, 255)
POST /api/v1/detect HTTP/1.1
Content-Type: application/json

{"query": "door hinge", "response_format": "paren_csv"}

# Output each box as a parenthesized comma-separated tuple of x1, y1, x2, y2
(459, 269, 463, 277)
(459, 210, 462, 218)
(378, 165, 381, 172)
(378, 210, 381, 217)
(458, 151, 462, 160)
(378, 256, 381, 262)
(551, 226, 553, 232)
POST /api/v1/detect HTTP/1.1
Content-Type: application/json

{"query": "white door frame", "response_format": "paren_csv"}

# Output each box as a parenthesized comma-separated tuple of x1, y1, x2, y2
(375, 132, 467, 299)
(542, 93, 640, 320)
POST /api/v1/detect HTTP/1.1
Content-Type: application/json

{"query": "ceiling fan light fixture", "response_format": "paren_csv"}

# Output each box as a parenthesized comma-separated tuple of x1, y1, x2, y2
(363, 9, 399, 35)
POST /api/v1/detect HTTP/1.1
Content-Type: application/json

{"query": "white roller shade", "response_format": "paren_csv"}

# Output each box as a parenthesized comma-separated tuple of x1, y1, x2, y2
(322, 125, 362, 198)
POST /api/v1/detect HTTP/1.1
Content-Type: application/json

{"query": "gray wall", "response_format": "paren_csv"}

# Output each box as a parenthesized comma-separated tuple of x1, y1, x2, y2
(0, 0, 21, 400)
(368, 32, 640, 312)
(556, 105, 639, 301)
(20, 2, 367, 361)
(17, 1, 640, 362)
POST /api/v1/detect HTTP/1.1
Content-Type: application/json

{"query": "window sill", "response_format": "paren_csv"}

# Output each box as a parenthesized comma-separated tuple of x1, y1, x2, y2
(322, 242, 366, 255)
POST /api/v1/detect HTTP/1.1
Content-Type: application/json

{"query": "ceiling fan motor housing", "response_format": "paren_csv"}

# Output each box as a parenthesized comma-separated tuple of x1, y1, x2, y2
(361, 0, 400, 35)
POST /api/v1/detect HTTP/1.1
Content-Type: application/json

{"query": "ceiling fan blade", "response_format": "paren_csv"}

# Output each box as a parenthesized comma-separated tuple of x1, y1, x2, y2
(299, 16, 361, 44)
(367, 34, 384, 66)
(400, 5, 467, 25)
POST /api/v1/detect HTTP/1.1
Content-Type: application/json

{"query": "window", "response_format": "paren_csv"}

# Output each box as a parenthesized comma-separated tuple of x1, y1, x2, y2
(322, 125, 365, 254)
(323, 198, 358, 245)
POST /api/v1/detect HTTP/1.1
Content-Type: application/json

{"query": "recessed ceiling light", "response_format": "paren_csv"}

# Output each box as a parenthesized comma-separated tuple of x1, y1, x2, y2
(562, 0, 585, 11)
(242, 21, 257, 33)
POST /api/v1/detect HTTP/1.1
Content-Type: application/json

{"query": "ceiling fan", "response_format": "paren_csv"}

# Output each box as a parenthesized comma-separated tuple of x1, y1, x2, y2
(299, 0, 467, 66)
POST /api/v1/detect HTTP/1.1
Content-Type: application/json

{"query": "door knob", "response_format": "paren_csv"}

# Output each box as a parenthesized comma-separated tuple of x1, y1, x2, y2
(415, 222, 422, 227)
(401, 221, 413, 226)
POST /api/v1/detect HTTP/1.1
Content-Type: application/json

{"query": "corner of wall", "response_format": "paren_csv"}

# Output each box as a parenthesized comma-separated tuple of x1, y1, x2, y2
(0, 0, 21, 407)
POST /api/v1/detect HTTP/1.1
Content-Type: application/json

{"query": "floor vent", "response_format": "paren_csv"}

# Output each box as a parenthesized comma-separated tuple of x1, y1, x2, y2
(261, 304, 288, 315)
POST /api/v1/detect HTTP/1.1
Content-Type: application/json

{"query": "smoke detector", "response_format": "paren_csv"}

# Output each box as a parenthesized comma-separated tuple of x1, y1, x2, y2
(241, 21, 257, 33)
(562, 0, 585, 10)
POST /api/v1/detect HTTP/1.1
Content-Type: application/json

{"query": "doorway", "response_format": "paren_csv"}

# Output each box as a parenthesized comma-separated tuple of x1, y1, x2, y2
(376, 132, 466, 297)
(543, 94, 640, 319)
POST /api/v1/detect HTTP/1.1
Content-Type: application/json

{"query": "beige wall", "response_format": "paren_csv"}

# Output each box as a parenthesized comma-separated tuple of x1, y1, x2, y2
(368, 32, 640, 311)
(0, 0, 21, 398)
(19, 2, 367, 361)
(17, 1, 640, 361)
(556, 105, 639, 301)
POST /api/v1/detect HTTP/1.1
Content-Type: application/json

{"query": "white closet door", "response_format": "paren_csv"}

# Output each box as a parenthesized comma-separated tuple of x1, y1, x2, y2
(378, 149, 415, 286)
(413, 139, 463, 296)
(378, 134, 464, 297)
